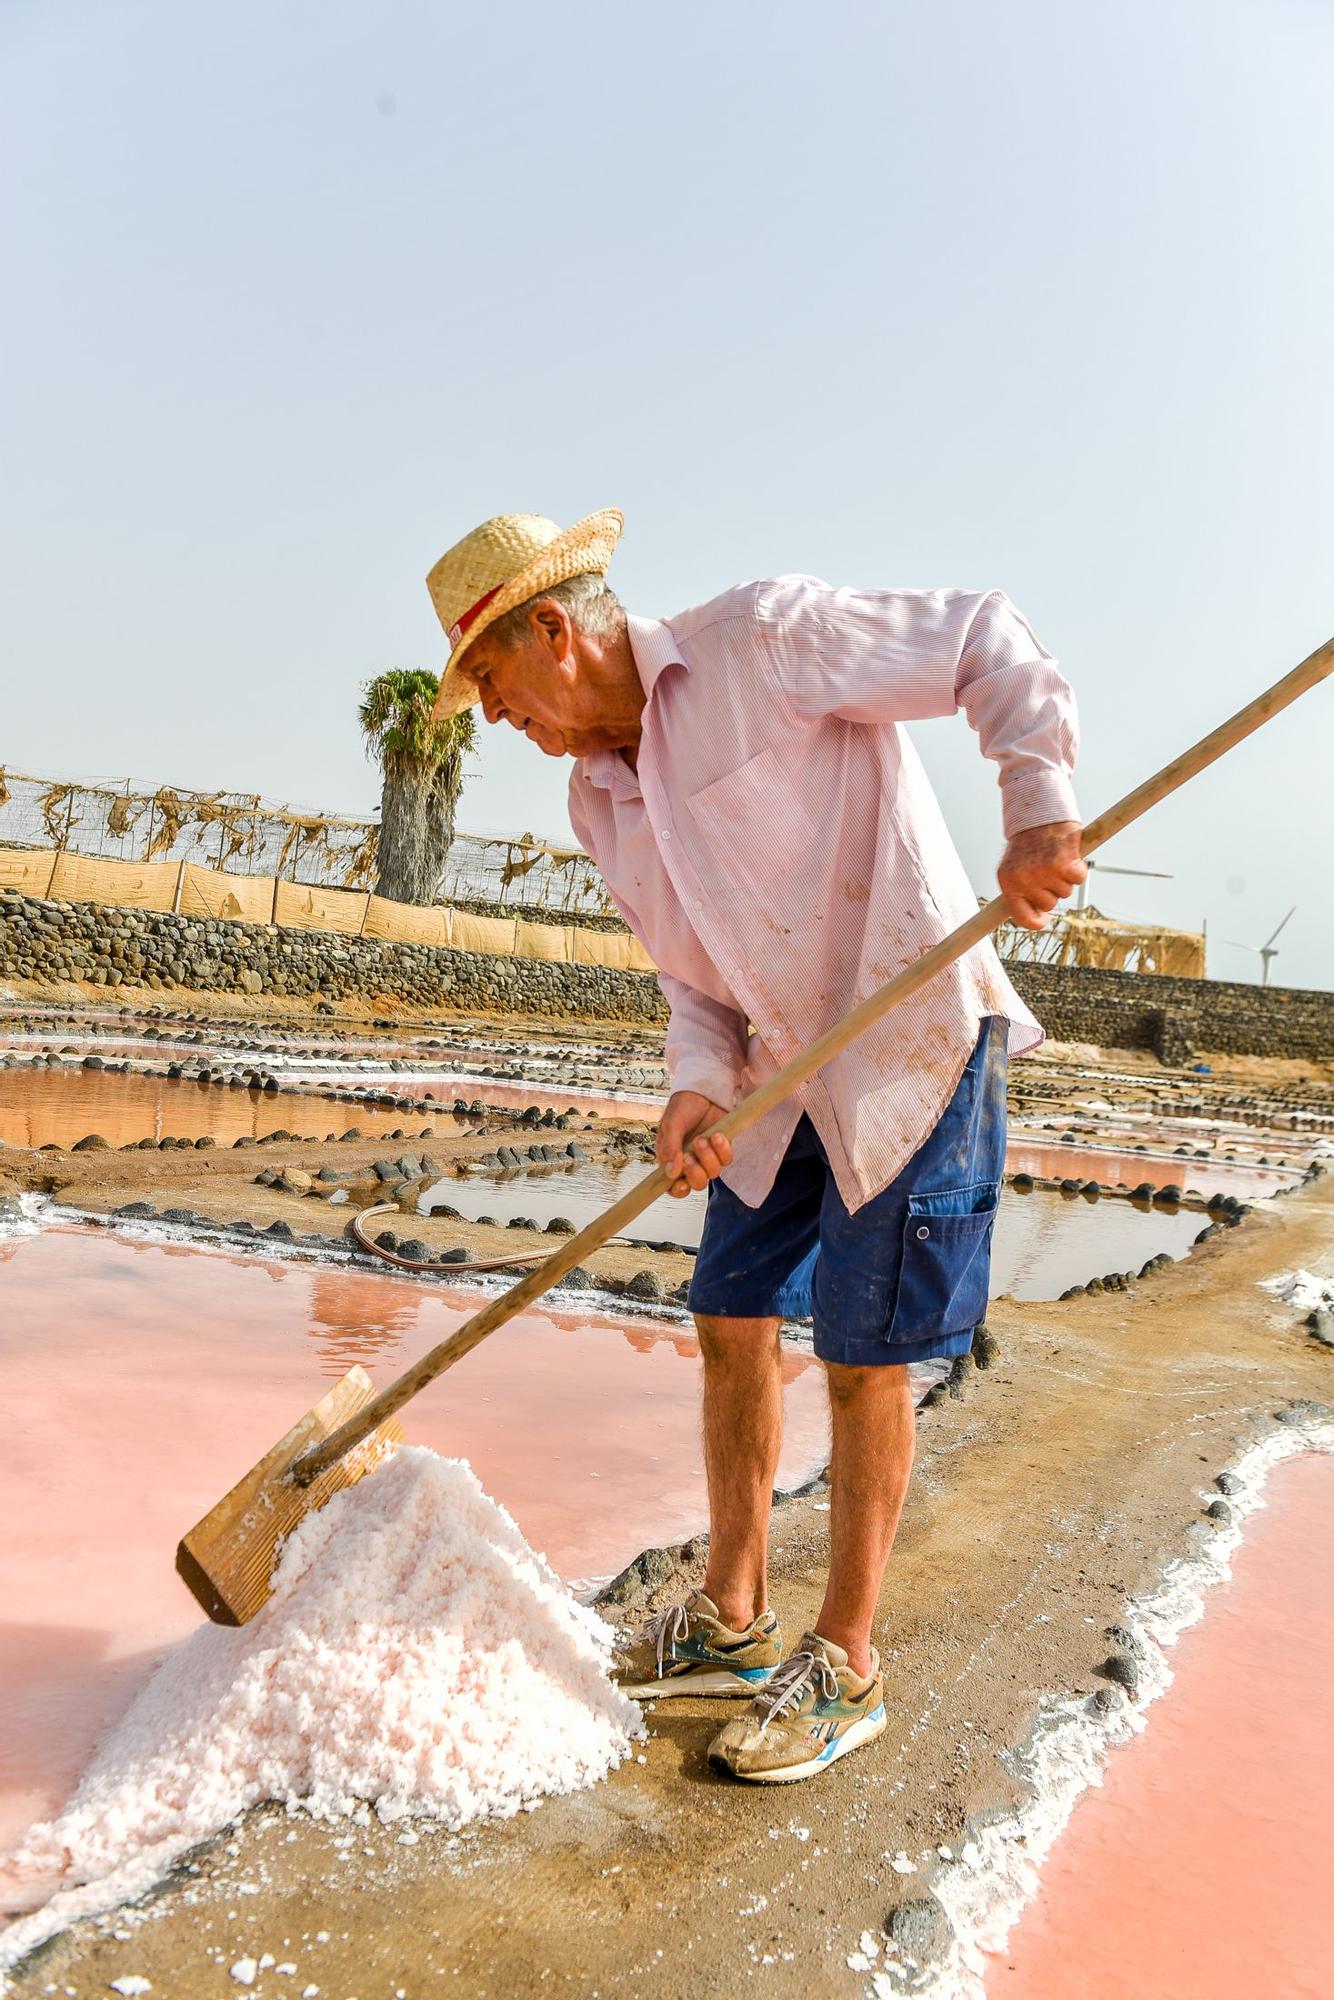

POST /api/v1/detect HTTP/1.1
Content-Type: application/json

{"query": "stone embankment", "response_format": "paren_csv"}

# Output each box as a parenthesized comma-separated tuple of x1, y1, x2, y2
(1007, 962, 1334, 1063)
(1, 889, 1332, 1058)
(0, 891, 662, 1024)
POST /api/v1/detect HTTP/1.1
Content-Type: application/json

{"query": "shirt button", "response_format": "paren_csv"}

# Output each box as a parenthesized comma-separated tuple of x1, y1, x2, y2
(661, 829, 672, 841)
(916, 1224, 930, 1241)
(694, 899, 703, 911)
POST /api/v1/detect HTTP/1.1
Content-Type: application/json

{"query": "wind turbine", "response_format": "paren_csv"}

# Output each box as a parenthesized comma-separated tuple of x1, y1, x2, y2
(1225, 907, 1296, 987)
(1073, 860, 1173, 911)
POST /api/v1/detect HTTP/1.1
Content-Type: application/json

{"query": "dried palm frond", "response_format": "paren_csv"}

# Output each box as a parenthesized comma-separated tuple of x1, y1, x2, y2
(188, 795, 259, 868)
(38, 784, 77, 846)
(107, 794, 146, 839)
(498, 836, 545, 889)
(342, 824, 380, 888)
(275, 815, 328, 878)
(145, 789, 188, 859)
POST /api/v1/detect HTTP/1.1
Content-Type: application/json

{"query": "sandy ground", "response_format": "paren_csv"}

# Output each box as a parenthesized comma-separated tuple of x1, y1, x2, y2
(3, 979, 1333, 1996)
(0, 972, 669, 1062)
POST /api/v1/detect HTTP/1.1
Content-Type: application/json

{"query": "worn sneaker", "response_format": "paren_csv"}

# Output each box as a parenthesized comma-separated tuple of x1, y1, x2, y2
(615, 1590, 783, 1699)
(707, 1632, 886, 1782)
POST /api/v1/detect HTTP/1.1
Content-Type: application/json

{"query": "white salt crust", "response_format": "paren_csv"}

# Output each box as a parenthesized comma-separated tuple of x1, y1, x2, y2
(0, 1191, 48, 1237)
(1261, 1267, 1334, 1314)
(860, 1409, 1334, 1999)
(1, 1448, 641, 1972)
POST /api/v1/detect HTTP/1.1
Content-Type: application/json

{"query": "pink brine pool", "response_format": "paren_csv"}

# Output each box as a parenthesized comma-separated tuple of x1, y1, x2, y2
(0, 1225, 829, 1859)
(992, 1451, 1334, 1999)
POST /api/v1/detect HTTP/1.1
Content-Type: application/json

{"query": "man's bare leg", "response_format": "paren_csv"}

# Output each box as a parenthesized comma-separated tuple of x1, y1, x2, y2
(694, 1314, 785, 1631)
(812, 1362, 916, 1676)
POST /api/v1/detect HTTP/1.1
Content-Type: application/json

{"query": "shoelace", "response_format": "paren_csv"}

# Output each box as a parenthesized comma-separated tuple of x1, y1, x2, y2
(645, 1599, 694, 1677)
(753, 1646, 839, 1734)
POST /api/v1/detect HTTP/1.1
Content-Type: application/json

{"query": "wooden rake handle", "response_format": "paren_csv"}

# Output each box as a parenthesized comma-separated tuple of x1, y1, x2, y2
(294, 631, 1334, 1486)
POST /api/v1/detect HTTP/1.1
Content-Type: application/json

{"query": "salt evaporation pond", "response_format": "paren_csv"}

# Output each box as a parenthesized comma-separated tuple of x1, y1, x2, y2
(1003, 1137, 1299, 1203)
(992, 1451, 1334, 1998)
(0, 1063, 467, 1150)
(0, 1056, 659, 1150)
(351, 1069, 664, 1121)
(420, 1159, 1206, 1299)
(0, 1224, 829, 1855)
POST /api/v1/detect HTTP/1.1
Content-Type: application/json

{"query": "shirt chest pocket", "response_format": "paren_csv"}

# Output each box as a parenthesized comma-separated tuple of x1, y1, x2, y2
(684, 748, 816, 887)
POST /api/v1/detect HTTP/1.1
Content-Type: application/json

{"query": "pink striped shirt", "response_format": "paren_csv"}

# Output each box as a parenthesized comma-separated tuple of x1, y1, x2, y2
(568, 576, 1079, 1211)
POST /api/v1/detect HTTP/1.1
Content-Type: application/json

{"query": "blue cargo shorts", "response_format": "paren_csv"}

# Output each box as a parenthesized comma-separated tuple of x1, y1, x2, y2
(687, 1017, 1008, 1368)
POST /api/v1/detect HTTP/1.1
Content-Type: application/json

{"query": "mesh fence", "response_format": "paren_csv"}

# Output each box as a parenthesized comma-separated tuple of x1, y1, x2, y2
(439, 832, 615, 918)
(0, 768, 617, 918)
(0, 769, 377, 886)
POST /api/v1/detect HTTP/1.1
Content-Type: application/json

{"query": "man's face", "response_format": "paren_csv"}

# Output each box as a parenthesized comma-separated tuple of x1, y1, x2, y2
(464, 603, 635, 758)
(466, 631, 578, 757)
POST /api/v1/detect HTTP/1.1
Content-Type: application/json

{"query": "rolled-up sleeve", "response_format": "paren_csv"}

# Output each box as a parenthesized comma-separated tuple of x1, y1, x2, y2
(761, 576, 1079, 837)
(660, 973, 748, 1108)
(954, 592, 1080, 836)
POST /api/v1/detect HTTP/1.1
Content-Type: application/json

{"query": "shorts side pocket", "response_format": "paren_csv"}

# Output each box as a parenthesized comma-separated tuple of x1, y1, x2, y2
(888, 1180, 1000, 1345)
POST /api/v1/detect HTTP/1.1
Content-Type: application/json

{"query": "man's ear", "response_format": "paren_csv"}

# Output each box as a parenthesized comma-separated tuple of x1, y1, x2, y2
(533, 598, 577, 668)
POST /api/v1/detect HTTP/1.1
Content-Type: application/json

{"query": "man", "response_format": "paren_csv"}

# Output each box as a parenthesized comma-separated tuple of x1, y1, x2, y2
(426, 508, 1083, 1784)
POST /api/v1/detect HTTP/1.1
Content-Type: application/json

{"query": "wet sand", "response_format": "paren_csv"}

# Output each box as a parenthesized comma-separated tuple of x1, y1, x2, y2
(992, 1450, 1334, 1998)
(0, 1226, 828, 1854)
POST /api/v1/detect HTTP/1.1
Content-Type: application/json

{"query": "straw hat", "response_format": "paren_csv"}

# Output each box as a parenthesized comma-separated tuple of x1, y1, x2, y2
(426, 508, 624, 719)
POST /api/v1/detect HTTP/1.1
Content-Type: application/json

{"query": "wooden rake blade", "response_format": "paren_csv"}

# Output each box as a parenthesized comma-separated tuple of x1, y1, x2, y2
(176, 1365, 405, 1625)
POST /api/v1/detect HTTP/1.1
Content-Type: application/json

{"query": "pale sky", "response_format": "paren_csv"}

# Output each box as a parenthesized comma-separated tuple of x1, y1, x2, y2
(2, 0, 1331, 987)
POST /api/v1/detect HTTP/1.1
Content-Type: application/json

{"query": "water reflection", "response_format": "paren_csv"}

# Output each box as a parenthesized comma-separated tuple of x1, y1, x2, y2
(304, 1266, 425, 1372)
(0, 1065, 455, 1151)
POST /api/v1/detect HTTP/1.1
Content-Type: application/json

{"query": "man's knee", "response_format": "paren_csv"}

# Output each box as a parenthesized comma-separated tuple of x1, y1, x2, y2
(825, 1359, 910, 1408)
(694, 1313, 782, 1367)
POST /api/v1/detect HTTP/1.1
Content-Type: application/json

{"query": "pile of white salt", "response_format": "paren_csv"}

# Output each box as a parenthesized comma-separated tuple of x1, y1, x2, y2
(1, 1448, 641, 1962)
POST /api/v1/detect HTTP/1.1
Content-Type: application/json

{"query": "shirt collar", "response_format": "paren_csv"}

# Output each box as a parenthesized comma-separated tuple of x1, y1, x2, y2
(578, 617, 685, 796)
(626, 614, 688, 699)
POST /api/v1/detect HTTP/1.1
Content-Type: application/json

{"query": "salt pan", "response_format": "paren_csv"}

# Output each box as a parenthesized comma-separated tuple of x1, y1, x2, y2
(1, 1449, 640, 1967)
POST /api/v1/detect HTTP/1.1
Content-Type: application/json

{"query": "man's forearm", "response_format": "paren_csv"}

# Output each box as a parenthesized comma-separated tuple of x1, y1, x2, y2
(661, 972, 747, 1110)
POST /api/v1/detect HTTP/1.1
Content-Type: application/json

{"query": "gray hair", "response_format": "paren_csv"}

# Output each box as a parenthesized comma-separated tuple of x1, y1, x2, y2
(487, 572, 624, 649)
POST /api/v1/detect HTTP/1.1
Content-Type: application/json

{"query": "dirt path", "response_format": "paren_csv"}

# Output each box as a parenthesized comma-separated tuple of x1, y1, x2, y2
(9, 1162, 1331, 1999)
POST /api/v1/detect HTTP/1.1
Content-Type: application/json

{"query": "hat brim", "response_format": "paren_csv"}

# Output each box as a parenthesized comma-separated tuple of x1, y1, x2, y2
(431, 507, 624, 720)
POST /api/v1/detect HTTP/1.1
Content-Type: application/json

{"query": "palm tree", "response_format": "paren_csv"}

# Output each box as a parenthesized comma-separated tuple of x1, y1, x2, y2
(359, 669, 475, 905)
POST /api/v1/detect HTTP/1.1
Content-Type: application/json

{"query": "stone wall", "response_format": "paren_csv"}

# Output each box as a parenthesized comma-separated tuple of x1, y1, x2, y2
(0, 891, 664, 1025)
(1006, 962, 1334, 1062)
(1, 890, 1330, 1057)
